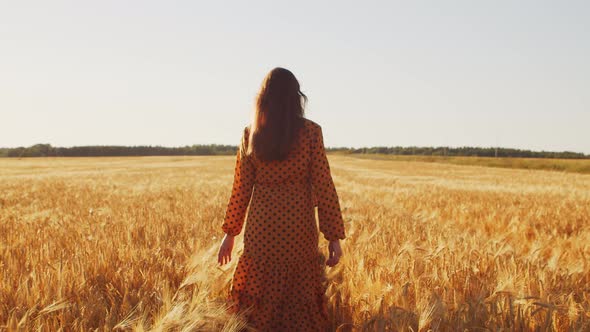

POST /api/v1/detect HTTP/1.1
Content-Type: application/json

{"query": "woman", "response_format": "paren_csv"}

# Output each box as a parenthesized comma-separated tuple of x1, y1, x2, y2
(217, 67, 346, 331)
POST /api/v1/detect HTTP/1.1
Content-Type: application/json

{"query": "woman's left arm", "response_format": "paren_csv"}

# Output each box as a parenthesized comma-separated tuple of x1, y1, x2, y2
(221, 126, 255, 237)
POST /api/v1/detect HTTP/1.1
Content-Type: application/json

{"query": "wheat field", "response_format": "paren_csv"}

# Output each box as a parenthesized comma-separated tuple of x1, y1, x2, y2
(1, 156, 589, 331)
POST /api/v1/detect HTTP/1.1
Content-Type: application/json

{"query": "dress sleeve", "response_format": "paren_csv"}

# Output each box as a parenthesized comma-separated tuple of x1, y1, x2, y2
(221, 127, 256, 236)
(310, 125, 346, 241)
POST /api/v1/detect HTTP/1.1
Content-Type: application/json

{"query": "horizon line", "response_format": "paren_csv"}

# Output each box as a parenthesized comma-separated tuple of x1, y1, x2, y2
(1, 142, 588, 157)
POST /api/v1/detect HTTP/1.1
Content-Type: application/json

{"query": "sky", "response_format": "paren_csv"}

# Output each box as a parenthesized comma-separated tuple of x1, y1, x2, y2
(1, 1, 589, 154)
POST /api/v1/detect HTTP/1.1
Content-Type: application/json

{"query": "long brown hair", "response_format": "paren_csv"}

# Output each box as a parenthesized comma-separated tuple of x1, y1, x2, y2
(246, 67, 307, 161)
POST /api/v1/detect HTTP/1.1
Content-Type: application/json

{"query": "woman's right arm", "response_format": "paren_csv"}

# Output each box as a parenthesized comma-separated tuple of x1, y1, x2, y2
(310, 124, 346, 242)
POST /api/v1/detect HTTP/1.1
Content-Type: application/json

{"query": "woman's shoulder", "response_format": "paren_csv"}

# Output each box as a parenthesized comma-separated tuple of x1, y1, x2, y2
(301, 117, 322, 132)
(242, 118, 320, 132)
(241, 118, 321, 142)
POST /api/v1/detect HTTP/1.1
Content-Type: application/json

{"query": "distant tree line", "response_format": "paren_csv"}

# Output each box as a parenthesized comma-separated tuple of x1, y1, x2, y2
(0, 144, 236, 157)
(0, 143, 587, 159)
(326, 146, 589, 159)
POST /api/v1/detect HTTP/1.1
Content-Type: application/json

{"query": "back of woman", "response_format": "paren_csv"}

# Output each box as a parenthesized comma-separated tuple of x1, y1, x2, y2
(217, 67, 346, 331)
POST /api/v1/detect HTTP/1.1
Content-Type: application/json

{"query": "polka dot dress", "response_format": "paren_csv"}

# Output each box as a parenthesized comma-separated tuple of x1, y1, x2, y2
(222, 118, 346, 331)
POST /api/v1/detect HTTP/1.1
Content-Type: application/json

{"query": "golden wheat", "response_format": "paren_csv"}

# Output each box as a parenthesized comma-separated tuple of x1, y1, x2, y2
(1, 156, 589, 331)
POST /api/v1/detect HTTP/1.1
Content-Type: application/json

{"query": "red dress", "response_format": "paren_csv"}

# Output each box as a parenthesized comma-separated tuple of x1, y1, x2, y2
(221, 118, 346, 331)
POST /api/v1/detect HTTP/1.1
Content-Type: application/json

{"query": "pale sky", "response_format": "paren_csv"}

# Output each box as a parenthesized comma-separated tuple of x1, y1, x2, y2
(1, 1, 589, 154)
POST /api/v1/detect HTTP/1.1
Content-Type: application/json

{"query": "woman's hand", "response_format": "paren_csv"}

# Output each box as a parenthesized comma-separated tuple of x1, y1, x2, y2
(217, 234, 235, 266)
(326, 240, 343, 267)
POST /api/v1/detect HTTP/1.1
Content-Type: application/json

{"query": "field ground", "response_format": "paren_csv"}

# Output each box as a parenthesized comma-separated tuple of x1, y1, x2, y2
(1, 156, 589, 331)
(338, 153, 590, 174)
